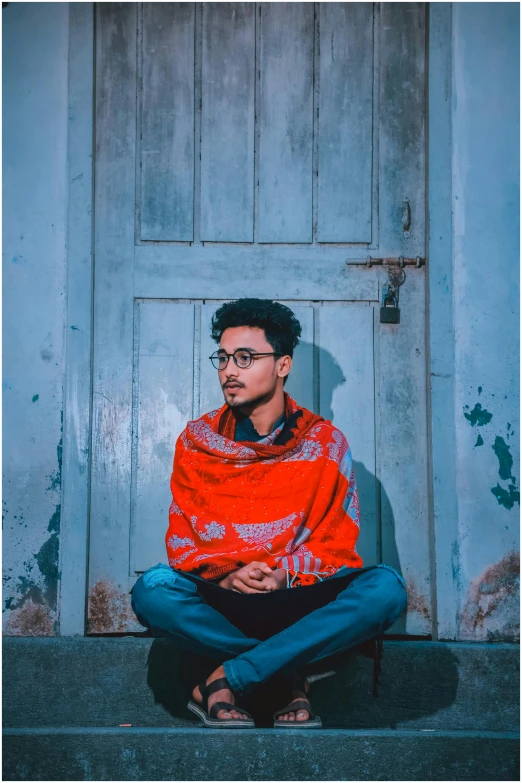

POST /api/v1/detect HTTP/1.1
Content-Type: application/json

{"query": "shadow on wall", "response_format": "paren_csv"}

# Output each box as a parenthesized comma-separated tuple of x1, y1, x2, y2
(297, 341, 406, 634)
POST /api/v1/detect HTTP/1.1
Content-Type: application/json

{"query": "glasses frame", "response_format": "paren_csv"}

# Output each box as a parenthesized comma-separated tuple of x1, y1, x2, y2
(209, 349, 283, 370)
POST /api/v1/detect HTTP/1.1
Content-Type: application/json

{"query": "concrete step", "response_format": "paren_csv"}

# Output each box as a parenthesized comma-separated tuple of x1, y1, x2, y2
(3, 726, 519, 781)
(3, 638, 519, 732)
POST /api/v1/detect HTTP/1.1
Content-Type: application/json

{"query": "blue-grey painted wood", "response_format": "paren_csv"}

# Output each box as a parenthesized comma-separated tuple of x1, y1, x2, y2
(379, 2, 426, 256)
(427, 3, 458, 640)
(90, 3, 142, 632)
(134, 245, 380, 301)
(317, 305, 378, 567)
(200, 3, 255, 242)
(200, 303, 230, 416)
(317, 3, 374, 242)
(132, 302, 195, 572)
(258, 3, 314, 242)
(378, 271, 430, 635)
(140, 3, 195, 241)
(91, 4, 429, 634)
(282, 306, 314, 413)
(59, 2, 94, 636)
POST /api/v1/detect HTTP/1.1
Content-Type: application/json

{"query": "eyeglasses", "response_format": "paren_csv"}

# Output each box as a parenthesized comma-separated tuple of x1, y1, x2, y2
(209, 349, 283, 370)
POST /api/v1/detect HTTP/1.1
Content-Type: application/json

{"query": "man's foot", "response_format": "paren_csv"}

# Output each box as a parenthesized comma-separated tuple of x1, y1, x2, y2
(192, 664, 250, 721)
(275, 675, 311, 722)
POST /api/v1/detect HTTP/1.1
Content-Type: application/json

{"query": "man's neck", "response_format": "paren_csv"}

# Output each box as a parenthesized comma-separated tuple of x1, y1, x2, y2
(236, 391, 286, 437)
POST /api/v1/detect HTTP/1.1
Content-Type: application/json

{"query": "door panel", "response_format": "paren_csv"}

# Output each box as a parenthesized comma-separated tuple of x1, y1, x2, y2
(258, 3, 314, 242)
(89, 2, 428, 636)
(132, 301, 195, 572)
(318, 3, 374, 242)
(200, 3, 256, 241)
(140, 3, 195, 241)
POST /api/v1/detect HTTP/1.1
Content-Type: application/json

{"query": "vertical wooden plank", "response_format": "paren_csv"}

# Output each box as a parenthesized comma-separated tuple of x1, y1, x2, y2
(200, 303, 228, 416)
(317, 3, 373, 242)
(378, 272, 431, 634)
(201, 3, 255, 242)
(258, 3, 314, 242)
(379, 2, 426, 255)
(140, 3, 195, 241)
(428, 2, 458, 641)
(132, 302, 194, 572)
(60, 1, 94, 636)
(281, 305, 314, 413)
(317, 305, 378, 566)
(89, 3, 142, 631)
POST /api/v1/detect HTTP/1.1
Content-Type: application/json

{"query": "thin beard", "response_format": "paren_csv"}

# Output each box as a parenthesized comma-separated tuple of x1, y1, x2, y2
(224, 388, 275, 410)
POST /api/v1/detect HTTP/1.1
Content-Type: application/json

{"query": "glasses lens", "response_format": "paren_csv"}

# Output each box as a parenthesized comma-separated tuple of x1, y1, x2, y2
(234, 350, 252, 368)
(211, 353, 228, 370)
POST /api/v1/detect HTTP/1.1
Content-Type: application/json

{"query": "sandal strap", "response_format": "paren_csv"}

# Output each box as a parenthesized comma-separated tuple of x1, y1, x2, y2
(209, 701, 253, 720)
(205, 677, 234, 697)
(273, 698, 314, 719)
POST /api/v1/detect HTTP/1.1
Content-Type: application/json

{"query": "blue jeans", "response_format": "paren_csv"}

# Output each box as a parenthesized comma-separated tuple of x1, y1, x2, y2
(130, 562, 407, 697)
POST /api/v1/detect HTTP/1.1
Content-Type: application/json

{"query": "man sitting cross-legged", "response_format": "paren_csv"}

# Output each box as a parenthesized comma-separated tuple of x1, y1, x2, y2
(130, 298, 407, 728)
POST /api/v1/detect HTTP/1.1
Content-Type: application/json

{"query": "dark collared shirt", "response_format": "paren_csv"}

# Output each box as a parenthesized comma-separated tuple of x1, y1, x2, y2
(234, 410, 286, 442)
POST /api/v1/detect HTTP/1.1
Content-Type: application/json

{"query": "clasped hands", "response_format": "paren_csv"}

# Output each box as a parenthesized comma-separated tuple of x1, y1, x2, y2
(218, 561, 287, 593)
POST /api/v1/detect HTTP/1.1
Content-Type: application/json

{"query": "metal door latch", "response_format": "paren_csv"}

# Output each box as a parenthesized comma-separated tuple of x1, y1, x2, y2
(380, 284, 400, 324)
(345, 256, 425, 267)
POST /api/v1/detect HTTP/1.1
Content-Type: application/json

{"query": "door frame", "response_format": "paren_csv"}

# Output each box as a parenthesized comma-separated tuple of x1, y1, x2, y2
(59, 2, 456, 639)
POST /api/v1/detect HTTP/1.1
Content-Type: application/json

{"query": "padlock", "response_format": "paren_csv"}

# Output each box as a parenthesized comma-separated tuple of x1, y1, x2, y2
(380, 285, 400, 324)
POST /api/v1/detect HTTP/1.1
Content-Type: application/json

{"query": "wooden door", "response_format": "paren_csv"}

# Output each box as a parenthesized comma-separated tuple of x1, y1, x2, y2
(88, 3, 429, 636)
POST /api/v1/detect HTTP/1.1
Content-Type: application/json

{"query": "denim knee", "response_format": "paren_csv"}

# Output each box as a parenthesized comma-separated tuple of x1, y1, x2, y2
(373, 566, 408, 623)
(130, 563, 183, 625)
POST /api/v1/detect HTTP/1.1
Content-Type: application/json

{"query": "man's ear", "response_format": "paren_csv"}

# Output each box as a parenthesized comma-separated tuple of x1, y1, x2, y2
(277, 355, 292, 380)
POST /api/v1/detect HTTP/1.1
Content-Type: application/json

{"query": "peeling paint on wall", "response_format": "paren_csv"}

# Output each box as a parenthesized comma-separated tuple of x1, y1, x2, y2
(491, 483, 520, 510)
(461, 550, 520, 641)
(3, 428, 62, 634)
(492, 436, 513, 481)
(463, 402, 493, 427)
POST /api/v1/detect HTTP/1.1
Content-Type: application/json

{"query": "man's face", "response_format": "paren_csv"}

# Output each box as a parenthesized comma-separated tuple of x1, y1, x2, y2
(217, 326, 290, 409)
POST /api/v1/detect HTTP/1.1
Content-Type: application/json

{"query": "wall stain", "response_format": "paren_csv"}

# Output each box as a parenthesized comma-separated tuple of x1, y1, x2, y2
(4, 599, 55, 636)
(492, 436, 513, 480)
(474, 434, 484, 448)
(491, 483, 520, 510)
(405, 580, 430, 620)
(463, 403, 492, 427)
(88, 580, 136, 633)
(461, 551, 519, 641)
(32, 394, 39, 403)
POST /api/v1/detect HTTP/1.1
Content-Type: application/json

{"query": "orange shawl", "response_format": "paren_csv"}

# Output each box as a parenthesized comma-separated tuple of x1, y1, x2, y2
(166, 393, 363, 587)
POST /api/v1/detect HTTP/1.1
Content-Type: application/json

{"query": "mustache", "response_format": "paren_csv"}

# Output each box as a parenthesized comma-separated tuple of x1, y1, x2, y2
(223, 381, 245, 388)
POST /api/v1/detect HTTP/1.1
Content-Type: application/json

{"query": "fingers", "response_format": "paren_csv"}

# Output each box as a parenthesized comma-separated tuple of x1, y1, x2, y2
(231, 581, 271, 594)
(248, 562, 273, 579)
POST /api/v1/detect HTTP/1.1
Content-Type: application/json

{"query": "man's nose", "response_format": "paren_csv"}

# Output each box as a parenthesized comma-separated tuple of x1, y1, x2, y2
(224, 363, 239, 379)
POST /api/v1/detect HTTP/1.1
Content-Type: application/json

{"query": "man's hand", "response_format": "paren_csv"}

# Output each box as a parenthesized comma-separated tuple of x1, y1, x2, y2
(218, 562, 286, 593)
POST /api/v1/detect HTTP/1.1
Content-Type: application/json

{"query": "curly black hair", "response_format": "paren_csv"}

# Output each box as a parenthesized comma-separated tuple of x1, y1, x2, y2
(211, 299, 302, 385)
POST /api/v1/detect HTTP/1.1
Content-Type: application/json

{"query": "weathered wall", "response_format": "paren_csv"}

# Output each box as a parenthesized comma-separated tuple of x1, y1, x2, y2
(451, 2, 519, 640)
(2, 2, 70, 634)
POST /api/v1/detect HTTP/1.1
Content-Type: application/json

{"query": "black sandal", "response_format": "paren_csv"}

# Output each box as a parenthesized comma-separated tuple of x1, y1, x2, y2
(187, 676, 255, 728)
(272, 671, 322, 729)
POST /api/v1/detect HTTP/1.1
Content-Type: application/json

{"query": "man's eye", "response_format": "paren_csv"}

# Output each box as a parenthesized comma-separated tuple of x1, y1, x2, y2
(236, 352, 251, 363)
